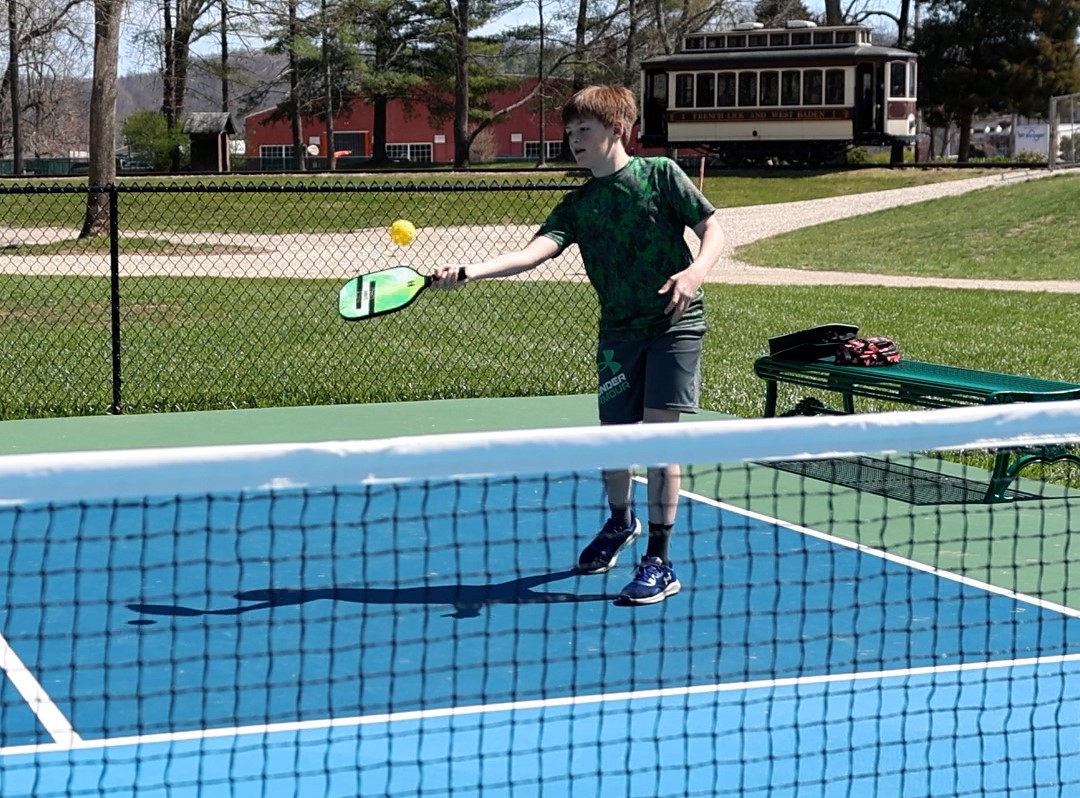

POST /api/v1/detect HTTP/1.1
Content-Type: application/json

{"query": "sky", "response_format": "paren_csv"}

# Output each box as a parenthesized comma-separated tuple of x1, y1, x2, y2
(119, 0, 906, 77)
(475, 0, 906, 36)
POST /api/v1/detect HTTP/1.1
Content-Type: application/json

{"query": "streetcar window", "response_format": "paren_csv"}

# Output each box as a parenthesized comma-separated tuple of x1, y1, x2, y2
(781, 71, 801, 105)
(791, 32, 812, 45)
(706, 36, 724, 49)
(770, 33, 790, 46)
(748, 34, 767, 47)
(675, 74, 695, 108)
(824, 69, 845, 104)
(889, 62, 906, 97)
(650, 73, 667, 101)
(717, 73, 736, 107)
(737, 72, 758, 106)
(835, 30, 856, 44)
(908, 63, 917, 98)
(813, 31, 834, 45)
(685, 37, 704, 50)
(696, 73, 716, 107)
(728, 35, 747, 48)
(803, 70, 823, 105)
(760, 72, 780, 106)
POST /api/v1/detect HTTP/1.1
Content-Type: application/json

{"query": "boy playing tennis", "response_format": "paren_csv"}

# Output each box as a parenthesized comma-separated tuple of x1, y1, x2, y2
(432, 84, 724, 605)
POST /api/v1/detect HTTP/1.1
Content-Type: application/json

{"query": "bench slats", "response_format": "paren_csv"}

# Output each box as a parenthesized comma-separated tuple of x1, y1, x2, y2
(754, 356, 1080, 410)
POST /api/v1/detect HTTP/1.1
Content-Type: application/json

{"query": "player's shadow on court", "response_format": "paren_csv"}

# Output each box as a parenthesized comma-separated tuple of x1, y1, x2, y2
(127, 569, 611, 622)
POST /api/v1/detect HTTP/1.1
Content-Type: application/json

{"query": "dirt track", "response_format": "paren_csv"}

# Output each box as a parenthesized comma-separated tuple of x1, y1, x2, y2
(3, 168, 1078, 292)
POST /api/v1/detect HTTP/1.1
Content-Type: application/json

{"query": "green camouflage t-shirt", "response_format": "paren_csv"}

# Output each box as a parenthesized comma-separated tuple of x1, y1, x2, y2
(538, 156, 716, 340)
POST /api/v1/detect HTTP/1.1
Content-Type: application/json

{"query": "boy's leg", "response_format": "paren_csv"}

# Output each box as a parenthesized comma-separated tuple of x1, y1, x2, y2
(576, 467, 640, 574)
(644, 411, 681, 564)
(603, 468, 634, 528)
(618, 331, 702, 604)
(577, 339, 647, 574)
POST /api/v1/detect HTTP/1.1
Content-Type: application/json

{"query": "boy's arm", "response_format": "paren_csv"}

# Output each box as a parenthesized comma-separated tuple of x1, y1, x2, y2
(431, 235, 561, 288)
(659, 213, 725, 322)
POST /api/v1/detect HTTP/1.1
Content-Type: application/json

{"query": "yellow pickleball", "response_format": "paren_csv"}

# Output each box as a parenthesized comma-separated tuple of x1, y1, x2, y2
(390, 219, 417, 246)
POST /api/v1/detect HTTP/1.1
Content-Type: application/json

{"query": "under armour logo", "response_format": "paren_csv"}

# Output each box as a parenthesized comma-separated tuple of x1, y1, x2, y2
(598, 349, 621, 375)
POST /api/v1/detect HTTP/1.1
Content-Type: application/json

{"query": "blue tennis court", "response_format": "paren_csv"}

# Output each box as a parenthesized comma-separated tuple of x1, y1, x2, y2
(1, 399, 1079, 796)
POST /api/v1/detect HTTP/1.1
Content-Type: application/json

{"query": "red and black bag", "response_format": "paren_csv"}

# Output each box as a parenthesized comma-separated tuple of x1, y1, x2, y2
(834, 336, 902, 367)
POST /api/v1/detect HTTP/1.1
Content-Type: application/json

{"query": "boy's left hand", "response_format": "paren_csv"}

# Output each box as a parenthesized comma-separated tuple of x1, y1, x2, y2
(659, 269, 704, 322)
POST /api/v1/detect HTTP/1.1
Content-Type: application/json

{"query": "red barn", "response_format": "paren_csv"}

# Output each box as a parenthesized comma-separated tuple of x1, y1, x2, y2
(244, 78, 572, 165)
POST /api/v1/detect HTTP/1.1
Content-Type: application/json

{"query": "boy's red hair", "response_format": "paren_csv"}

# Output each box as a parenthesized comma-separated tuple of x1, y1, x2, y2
(562, 85, 637, 147)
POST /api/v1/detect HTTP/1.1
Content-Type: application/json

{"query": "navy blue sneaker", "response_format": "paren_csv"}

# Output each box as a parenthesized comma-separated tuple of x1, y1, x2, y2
(618, 556, 681, 605)
(577, 515, 641, 574)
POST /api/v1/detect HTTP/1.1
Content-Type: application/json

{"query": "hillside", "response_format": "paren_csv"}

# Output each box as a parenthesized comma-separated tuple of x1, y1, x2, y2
(114, 50, 287, 134)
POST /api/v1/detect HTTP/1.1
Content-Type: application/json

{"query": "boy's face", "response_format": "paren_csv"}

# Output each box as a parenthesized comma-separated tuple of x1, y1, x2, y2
(565, 115, 625, 175)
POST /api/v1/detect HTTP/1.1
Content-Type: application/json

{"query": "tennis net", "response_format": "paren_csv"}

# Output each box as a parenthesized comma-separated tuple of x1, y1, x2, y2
(1, 401, 1079, 797)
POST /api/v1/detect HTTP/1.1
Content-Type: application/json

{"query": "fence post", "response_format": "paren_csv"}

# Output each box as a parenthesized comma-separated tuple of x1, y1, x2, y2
(1049, 95, 1058, 171)
(109, 185, 123, 414)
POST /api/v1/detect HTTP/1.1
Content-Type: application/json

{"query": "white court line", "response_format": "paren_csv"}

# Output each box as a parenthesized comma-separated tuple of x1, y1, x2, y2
(0, 632, 81, 748)
(3, 650, 1079, 758)
(2, 483, 1076, 758)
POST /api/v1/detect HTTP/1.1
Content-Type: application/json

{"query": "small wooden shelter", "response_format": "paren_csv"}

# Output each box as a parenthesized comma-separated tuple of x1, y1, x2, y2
(184, 112, 236, 173)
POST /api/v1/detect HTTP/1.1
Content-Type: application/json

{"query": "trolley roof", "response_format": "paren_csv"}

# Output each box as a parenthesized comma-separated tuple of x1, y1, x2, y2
(640, 44, 917, 69)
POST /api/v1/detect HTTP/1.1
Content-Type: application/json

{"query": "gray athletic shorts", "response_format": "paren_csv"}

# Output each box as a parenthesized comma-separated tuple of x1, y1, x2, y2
(596, 329, 704, 424)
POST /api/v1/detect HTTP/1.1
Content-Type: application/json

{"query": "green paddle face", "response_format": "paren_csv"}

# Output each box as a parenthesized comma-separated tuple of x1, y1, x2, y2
(339, 266, 433, 320)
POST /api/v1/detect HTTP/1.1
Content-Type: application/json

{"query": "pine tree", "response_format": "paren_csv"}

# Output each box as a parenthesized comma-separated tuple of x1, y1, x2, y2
(914, 0, 1080, 162)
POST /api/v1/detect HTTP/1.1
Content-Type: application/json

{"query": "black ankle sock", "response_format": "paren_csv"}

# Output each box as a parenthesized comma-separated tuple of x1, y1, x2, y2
(609, 504, 633, 529)
(646, 522, 673, 562)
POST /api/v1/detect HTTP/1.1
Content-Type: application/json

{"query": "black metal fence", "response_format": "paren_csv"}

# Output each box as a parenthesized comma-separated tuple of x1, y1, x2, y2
(0, 179, 596, 420)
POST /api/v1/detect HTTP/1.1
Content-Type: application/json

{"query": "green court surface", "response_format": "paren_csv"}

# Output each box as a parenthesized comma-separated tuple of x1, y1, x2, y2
(0, 394, 727, 455)
(1, 394, 1074, 613)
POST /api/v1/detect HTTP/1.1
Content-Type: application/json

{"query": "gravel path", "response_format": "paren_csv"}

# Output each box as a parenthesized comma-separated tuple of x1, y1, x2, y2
(2, 167, 1077, 292)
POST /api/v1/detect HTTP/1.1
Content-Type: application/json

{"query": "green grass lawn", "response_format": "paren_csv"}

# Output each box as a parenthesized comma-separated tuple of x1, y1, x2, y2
(737, 172, 1080, 281)
(3, 274, 1077, 420)
(1, 166, 992, 234)
(0, 167, 1077, 422)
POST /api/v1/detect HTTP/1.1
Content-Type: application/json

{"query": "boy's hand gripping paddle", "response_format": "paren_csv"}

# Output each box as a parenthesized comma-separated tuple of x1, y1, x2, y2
(338, 266, 465, 321)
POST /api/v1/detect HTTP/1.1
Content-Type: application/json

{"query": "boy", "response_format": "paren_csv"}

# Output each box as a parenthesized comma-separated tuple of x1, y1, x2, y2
(432, 84, 724, 605)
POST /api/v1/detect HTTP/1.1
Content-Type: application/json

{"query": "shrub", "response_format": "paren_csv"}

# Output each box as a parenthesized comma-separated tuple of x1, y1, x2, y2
(121, 111, 190, 171)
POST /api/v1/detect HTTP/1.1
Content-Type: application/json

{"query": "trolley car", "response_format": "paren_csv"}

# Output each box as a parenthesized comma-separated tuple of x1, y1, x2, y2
(639, 20, 918, 166)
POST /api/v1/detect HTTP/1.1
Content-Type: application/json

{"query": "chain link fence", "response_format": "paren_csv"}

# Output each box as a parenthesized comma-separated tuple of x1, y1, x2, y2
(0, 179, 601, 420)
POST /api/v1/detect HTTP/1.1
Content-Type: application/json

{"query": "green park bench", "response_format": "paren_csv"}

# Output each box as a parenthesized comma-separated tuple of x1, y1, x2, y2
(752, 354, 1080, 503)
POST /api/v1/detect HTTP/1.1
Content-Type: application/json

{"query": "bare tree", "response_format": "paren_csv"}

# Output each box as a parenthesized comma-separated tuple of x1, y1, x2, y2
(161, 0, 217, 168)
(81, 0, 124, 238)
(286, 0, 304, 169)
(20, 25, 90, 156)
(896, 0, 912, 45)
(7, 0, 22, 173)
(821, 0, 916, 40)
(2, 0, 86, 168)
(440, 0, 519, 166)
(536, 0, 546, 165)
(445, 0, 472, 166)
